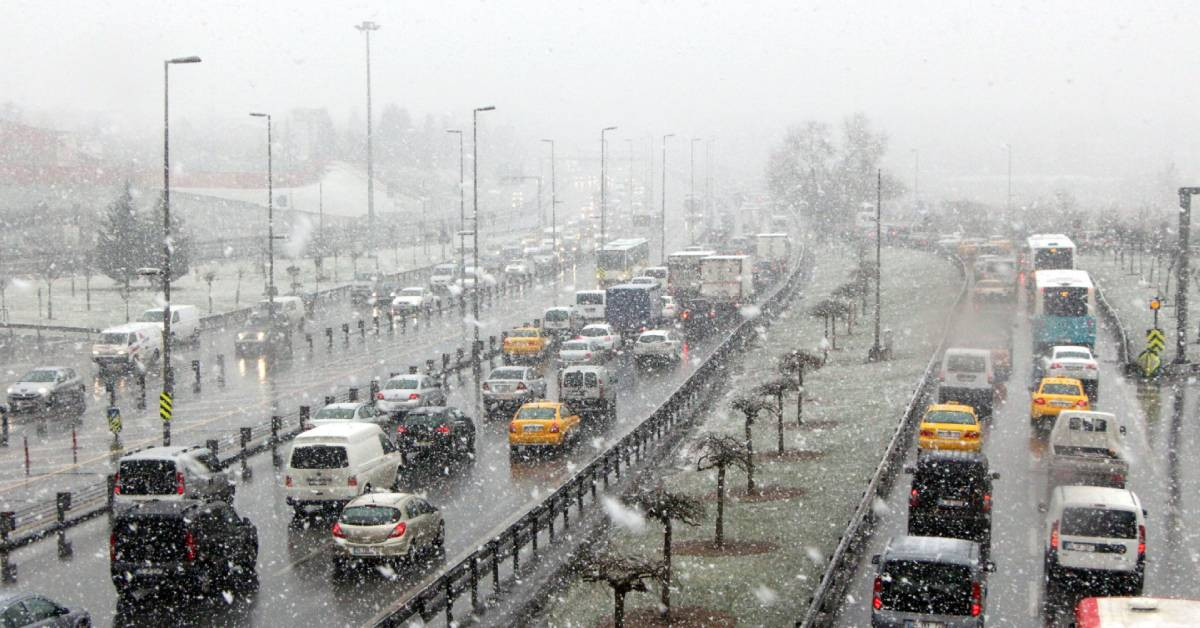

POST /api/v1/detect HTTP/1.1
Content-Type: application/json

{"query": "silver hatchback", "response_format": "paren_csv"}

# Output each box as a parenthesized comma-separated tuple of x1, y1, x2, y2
(377, 374, 446, 415)
(330, 492, 445, 573)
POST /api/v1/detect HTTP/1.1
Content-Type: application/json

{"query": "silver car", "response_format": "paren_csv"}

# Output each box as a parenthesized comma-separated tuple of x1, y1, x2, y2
(310, 402, 391, 429)
(557, 338, 607, 368)
(377, 374, 446, 415)
(481, 366, 547, 417)
(331, 492, 444, 573)
(0, 592, 90, 627)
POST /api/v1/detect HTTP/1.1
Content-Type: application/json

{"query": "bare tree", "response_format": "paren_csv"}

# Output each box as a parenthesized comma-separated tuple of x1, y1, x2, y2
(757, 378, 798, 454)
(810, 299, 841, 349)
(695, 433, 750, 548)
(779, 349, 824, 426)
(234, 267, 246, 307)
(731, 396, 773, 493)
(625, 485, 705, 618)
(34, 258, 63, 320)
(203, 271, 216, 313)
(579, 549, 664, 628)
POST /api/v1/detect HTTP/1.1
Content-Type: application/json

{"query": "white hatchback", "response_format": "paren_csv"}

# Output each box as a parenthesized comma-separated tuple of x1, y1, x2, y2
(579, 323, 618, 353)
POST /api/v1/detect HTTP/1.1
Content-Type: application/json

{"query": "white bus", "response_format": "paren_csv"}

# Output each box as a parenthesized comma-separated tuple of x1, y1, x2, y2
(596, 238, 650, 288)
(1024, 233, 1076, 274)
(1075, 597, 1200, 627)
(1031, 269, 1096, 352)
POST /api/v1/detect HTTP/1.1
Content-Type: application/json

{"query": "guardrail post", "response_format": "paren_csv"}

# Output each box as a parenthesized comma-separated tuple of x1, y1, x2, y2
(441, 353, 450, 374)
(270, 416, 283, 467)
(106, 381, 116, 407)
(0, 511, 16, 582)
(305, 333, 313, 353)
(325, 327, 333, 351)
(443, 579, 454, 625)
(369, 379, 380, 404)
(348, 387, 359, 402)
(342, 323, 350, 345)
(564, 491, 571, 530)
(299, 406, 310, 431)
(387, 312, 395, 334)
(216, 354, 226, 387)
(470, 555, 480, 609)
(106, 475, 116, 519)
(400, 314, 407, 334)
(456, 347, 465, 369)
(23, 436, 29, 477)
(358, 319, 365, 339)
(512, 530, 520, 572)
(192, 359, 201, 394)
(207, 439, 219, 463)
(1, 409, 7, 447)
(531, 512, 539, 557)
(548, 499, 556, 541)
(239, 427, 252, 478)
(55, 492, 72, 558)
(136, 374, 146, 410)
(491, 540, 501, 594)
(425, 359, 436, 376)
(324, 395, 336, 406)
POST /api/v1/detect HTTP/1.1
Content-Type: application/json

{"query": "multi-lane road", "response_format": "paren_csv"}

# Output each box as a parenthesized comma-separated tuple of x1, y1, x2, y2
(836, 278, 1200, 626)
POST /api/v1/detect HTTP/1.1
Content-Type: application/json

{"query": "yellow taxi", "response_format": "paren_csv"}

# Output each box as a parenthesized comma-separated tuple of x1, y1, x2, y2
(917, 403, 982, 452)
(1030, 376, 1089, 430)
(508, 401, 581, 458)
(502, 327, 548, 364)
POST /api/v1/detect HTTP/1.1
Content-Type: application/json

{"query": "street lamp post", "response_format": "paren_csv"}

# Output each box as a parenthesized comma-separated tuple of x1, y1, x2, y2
(541, 139, 559, 303)
(1005, 143, 1012, 216)
(869, 170, 884, 361)
(355, 21, 380, 236)
(661, 134, 674, 263)
(250, 113, 276, 331)
(912, 148, 920, 206)
(689, 137, 700, 244)
(446, 129, 464, 302)
(473, 106, 495, 366)
(161, 54, 201, 446)
(626, 138, 634, 223)
(600, 126, 617, 258)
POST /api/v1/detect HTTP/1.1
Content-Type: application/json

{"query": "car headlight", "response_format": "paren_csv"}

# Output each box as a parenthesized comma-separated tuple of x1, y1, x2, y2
(116, 349, 127, 355)
(92, 350, 100, 356)
(37, 388, 50, 397)
(5, 387, 13, 395)
(257, 332, 266, 340)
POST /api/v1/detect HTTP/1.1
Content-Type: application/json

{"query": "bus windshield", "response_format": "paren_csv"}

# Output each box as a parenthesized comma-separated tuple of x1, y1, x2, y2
(1034, 247, 1074, 270)
(597, 250, 626, 270)
(1043, 287, 1089, 317)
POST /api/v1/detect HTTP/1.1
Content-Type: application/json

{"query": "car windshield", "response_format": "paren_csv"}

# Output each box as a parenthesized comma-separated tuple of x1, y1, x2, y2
(516, 407, 557, 420)
(580, 327, 607, 337)
(386, 378, 420, 390)
(290, 445, 349, 469)
(403, 411, 452, 426)
(632, 278, 653, 284)
(577, 293, 604, 305)
(399, 288, 423, 296)
(544, 309, 569, 321)
(561, 371, 584, 387)
(1056, 350, 1091, 360)
(433, 265, 455, 275)
(341, 505, 404, 526)
(562, 341, 589, 351)
(879, 560, 973, 616)
(1042, 383, 1082, 396)
(20, 370, 59, 383)
(509, 329, 538, 338)
(117, 460, 177, 495)
(638, 334, 666, 343)
(113, 517, 187, 562)
(946, 354, 986, 372)
(488, 368, 526, 380)
(1062, 507, 1137, 539)
(915, 461, 986, 499)
(925, 411, 975, 425)
(98, 333, 130, 345)
(315, 407, 357, 420)
(141, 309, 167, 322)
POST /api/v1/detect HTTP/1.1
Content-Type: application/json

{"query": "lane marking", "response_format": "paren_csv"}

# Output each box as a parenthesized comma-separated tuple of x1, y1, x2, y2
(271, 540, 332, 578)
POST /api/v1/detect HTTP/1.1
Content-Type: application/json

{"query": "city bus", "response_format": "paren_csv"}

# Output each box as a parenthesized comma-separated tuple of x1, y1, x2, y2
(1024, 234, 1076, 274)
(596, 238, 650, 288)
(1031, 269, 1096, 352)
(1076, 597, 1200, 627)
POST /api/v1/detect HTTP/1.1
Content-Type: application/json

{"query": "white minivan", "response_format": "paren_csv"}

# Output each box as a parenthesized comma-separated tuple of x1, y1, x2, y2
(1044, 485, 1146, 595)
(91, 322, 162, 374)
(574, 290, 606, 322)
(139, 304, 201, 344)
(937, 347, 995, 418)
(284, 423, 404, 515)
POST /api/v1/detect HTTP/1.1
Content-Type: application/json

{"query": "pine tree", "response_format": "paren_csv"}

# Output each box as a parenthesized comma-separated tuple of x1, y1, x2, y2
(94, 182, 144, 288)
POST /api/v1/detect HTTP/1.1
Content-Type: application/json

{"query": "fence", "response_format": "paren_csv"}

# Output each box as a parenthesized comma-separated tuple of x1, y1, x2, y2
(368, 249, 810, 626)
(1093, 285, 1132, 369)
(798, 255, 968, 628)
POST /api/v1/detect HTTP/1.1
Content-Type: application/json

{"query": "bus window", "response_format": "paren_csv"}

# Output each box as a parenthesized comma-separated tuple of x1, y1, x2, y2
(598, 250, 625, 270)
(1034, 247, 1073, 270)
(1043, 288, 1088, 317)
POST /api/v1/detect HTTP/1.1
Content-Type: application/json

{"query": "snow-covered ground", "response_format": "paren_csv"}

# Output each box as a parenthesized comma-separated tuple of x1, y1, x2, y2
(540, 245, 959, 626)
(1080, 251, 1189, 358)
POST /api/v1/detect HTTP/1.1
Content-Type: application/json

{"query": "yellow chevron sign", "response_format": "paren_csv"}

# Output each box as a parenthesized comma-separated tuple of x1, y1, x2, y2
(1146, 328, 1165, 354)
(159, 392, 173, 422)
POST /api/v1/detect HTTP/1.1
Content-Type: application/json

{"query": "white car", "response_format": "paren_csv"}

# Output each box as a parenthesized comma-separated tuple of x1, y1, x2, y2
(630, 276, 660, 289)
(390, 287, 431, 315)
(660, 295, 679, 320)
(504, 260, 531, 278)
(633, 329, 683, 366)
(1043, 485, 1145, 594)
(579, 323, 618, 353)
(376, 374, 447, 415)
(557, 338, 608, 367)
(1039, 345, 1099, 399)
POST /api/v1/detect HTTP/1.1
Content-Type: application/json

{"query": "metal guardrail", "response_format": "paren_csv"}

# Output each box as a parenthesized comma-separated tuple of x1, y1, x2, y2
(368, 250, 809, 627)
(798, 254, 968, 628)
(1093, 284, 1132, 369)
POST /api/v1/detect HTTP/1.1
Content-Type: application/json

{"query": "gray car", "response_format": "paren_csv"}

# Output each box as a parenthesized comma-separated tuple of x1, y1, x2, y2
(481, 366, 547, 418)
(377, 374, 447, 415)
(5, 367, 86, 416)
(310, 402, 392, 429)
(871, 535, 993, 627)
(0, 592, 90, 627)
(114, 446, 235, 507)
(556, 338, 607, 368)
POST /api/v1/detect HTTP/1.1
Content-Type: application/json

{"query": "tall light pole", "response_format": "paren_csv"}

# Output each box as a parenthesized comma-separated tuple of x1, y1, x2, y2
(355, 21, 380, 235)
(600, 126, 617, 256)
(541, 139, 559, 303)
(160, 54, 200, 445)
(626, 138, 635, 223)
(689, 137, 700, 244)
(473, 106, 495, 363)
(447, 129, 464, 295)
(1004, 143, 1012, 216)
(912, 149, 920, 207)
(869, 170, 884, 362)
(705, 138, 712, 224)
(661, 134, 674, 263)
(250, 113, 275, 330)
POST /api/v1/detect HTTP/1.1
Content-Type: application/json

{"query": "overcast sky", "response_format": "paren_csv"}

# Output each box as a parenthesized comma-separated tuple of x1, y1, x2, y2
(4, 0, 1198, 206)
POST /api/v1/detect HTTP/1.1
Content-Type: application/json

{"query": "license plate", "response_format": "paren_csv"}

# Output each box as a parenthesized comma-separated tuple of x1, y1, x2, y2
(1051, 400, 1072, 407)
(1065, 365, 1082, 370)
(1065, 541, 1095, 552)
(492, 393, 515, 400)
(350, 546, 383, 556)
(137, 568, 164, 575)
(415, 440, 432, 447)
(308, 477, 330, 486)
(904, 621, 944, 628)
(938, 499, 967, 508)
(937, 430, 960, 438)
(956, 374, 974, 381)
(523, 425, 544, 432)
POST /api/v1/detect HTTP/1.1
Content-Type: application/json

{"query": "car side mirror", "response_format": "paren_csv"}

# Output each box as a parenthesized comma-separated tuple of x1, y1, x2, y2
(984, 560, 996, 573)
(870, 554, 880, 565)
(903, 466, 915, 474)
(1143, 508, 1148, 517)
(1119, 426, 1127, 435)
(991, 472, 1000, 480)
(1037, 502, 1048, 513)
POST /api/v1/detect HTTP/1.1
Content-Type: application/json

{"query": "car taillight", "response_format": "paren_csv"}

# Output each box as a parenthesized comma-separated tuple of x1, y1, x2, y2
(681, 311, 690, 320)
(919, 429, 935, 438)
(1085, 363, 1097, 370)
(1050, 362, 1062, 369)
(397, 425, 408, 434)
(1112, 472, 1125, 485)
(1138, 524, 1146, 556)
(388, 521, 407, 538)
(332, 522, 346, 539)
(176, 471, 185, 495)
(549, 423, 560, 433)
(938, 370, 945, 381)
(184, 531, 197, 561)
(964, 431, 981, 440)
(1034, 397, 1046, 405)
(435, 424, 451, 435)
(285, 475, 293, 487)
(982, 493, 991, 512)
(970, 581, 982, 617)
(516, 382, 527, 391)
(1050, 521, 1060, 550)
(110, 533, 117, 561)
(585, 352, 592, 359)
(347, 476, 357, 487)
(376, 392, 385, 401)
(113, 472, 121, 495)
(482, 382, 490, 391)
(987, 374, 994, 384)
(872, 576, 883, 610)
(509, 422, 517, 433)
(909, 488, 919, 508)
(409, 393, 420, 400)
(1076, 399, 1088, 407)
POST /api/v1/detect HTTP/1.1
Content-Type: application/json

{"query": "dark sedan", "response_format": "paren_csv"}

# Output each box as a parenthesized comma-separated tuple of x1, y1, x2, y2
(395, 406, 476, 464)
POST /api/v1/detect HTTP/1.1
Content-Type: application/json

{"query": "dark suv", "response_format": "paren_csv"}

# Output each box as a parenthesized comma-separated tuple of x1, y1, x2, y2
(906, 451, 999, 551)
(110, 500, 258, 597)
(871, 535, 994, 627)
(395, 406, 476, 464)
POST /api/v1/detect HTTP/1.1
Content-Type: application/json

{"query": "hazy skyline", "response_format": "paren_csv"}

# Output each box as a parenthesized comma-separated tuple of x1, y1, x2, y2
(3, 0, 1198, 207)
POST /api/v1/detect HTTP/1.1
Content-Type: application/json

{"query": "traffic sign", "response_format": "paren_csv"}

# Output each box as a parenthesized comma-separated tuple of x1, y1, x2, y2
(1137, 348, 1161, 378)
(1150, 297, 1162, 311)
(1146, 328, 1166, 354)
(159, 392, 173, 422)
(107, 406, 122, 434)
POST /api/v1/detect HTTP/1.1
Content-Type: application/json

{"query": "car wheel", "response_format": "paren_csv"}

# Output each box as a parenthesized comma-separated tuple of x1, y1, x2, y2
(466, 435, 477, 456)
(331, 556, 350, 577)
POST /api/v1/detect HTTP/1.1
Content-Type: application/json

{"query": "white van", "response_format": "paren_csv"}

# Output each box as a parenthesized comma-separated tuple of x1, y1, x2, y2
(139, 305, 201, 344)
(258, 296, 305, 328)
(1044, 485, 1146, 594)
(91, 322, 162, 373)
(937, 347, 995, 418)
(574, 290, 606, 322)
(284, 423, 403, 514)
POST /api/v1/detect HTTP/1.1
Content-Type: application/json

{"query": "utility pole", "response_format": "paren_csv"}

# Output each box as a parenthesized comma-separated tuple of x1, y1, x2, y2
(600, 126, 617, 254)
(473, 106, 495, 364)
(447, 129, 465, 290)
(689, 137, 700, 244)
(1005, 143, 1013, 216)
(661, 133, 674, 263)
(355, 21, 380, 236)
(626, 138, 634, 223)
(869, 170, 884, 361)
(1176, 187, 1199, 364)
(541, 139, 558, 303)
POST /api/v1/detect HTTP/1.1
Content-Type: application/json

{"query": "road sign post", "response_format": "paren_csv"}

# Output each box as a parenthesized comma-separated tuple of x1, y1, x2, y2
(1150, 296, 1162, 329)
(107, 406, 122, 447)
(159, 391, 173, 446)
